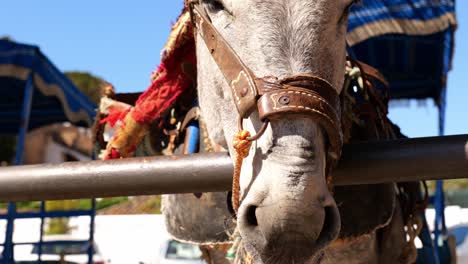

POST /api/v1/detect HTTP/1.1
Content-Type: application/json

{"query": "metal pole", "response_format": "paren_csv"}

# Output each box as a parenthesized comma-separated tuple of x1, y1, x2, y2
(2, 74, 34, 262)
(433, 84, 448, 258)
(0, 135, 466, 202)
(333, 133, 468, 185)
(0, 152, 233, 202)
(38, 201, 45, 262)
(418, 212, 440, 264)
(14, 74, 34, 166)
(87, 199, 96, 264)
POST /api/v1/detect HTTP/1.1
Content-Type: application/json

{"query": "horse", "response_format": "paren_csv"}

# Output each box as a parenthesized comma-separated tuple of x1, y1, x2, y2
(168, 1, 414, 263)
(100, 1, 421, 263)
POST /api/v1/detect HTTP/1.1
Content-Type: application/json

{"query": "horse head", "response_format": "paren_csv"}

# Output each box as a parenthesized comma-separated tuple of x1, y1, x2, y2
(194, 0, 356, 263)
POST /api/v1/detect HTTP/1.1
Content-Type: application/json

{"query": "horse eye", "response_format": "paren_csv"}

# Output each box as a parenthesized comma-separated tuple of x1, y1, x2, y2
(206, 0, 225, 12)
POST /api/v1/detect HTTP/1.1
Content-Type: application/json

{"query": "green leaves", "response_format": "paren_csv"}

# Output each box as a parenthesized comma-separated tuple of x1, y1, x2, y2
(65, 71, 106, 104)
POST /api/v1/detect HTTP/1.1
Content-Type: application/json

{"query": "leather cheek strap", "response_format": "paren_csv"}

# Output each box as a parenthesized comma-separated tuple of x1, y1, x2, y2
(191, 4, 259, 118)
(257, 86, 343, 161)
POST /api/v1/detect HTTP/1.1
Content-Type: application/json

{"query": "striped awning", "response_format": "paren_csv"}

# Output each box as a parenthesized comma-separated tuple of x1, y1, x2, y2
(347, 0, 457, 102)
(348, 0, 456, 46)
(0, 40, 96, 133)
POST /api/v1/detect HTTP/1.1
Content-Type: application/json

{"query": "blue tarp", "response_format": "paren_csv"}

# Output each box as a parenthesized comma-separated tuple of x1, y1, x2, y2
(0, 40, 96, 133)
(348, 0, 456, 102)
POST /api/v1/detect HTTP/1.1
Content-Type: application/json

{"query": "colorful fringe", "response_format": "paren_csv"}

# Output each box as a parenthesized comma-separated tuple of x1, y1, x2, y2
(102, 10, 196, 159)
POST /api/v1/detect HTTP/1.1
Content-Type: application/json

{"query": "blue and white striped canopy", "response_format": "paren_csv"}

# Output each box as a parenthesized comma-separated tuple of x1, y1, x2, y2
(0, 40, 96, 133)
(348, 0, 456, 45)
(348, 0, 456, 102)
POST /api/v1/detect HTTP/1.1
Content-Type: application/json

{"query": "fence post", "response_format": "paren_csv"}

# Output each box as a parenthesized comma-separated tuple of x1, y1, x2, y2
(2, 74, 34, 262)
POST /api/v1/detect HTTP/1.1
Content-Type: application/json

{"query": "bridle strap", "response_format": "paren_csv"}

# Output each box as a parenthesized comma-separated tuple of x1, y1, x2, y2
(190, 3, 259, 117)
(188, 1, 343, 161)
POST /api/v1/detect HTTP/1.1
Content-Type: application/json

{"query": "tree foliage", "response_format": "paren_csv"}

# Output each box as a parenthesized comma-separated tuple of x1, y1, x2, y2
(0, 35, 13, 41)
(65, 71, 106, 104)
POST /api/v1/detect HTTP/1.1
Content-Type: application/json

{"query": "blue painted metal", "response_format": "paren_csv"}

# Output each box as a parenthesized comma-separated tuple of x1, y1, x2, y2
(417, 213, 440, 264)
(0, 209, 96, 220)
(2, 74, 34, 263)
(14, 74, 34, 166)
(88, 198, 97, 264)
(0, 40, 97, 262)
(38, 201, 45, 262)
(434, 175, 447, 248)
(184, 101, 200, 155)
(433, 78, 450, 263)
(186, 122, 200, 154)
(426, 24, 454, 264)
(0, 207, 97, 258)
(15, 240, 91, 247)
(3, 203, 17, 263)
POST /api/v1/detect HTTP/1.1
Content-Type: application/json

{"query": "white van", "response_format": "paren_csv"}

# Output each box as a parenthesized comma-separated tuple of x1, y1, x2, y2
(157, 238, 205, 264)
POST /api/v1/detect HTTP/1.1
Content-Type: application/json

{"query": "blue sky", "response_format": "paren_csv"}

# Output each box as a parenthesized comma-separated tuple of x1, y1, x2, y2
(1, 1, 466, 138)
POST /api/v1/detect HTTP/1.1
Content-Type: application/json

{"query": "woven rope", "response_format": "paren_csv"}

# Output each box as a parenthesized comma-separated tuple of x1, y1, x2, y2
(232, 130, 252, 213)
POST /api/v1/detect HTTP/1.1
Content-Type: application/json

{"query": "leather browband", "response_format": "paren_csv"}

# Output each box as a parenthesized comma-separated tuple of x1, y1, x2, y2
(189, 2, 343, 161)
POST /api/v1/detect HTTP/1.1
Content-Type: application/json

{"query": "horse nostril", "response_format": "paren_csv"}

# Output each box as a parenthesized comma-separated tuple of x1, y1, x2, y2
(246, 205, 258, 226)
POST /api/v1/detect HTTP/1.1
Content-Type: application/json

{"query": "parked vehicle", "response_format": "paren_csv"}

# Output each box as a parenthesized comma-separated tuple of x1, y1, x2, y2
(14, 234, 108, 264)
(157, 238, 205, 264)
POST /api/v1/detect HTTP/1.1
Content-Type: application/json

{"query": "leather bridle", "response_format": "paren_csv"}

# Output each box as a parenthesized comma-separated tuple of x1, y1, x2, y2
(187, 1, 344, 166)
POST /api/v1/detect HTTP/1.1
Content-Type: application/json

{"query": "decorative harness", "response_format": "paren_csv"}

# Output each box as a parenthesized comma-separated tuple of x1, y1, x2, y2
(188, 2, 343, 156)
(187, 1, 344, 212)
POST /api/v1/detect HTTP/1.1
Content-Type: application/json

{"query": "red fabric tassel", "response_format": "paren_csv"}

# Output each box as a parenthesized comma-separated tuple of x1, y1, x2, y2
(131, 25, 196, 124)
(105, 148, 121, 160)
(100, 107, 131, 127)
